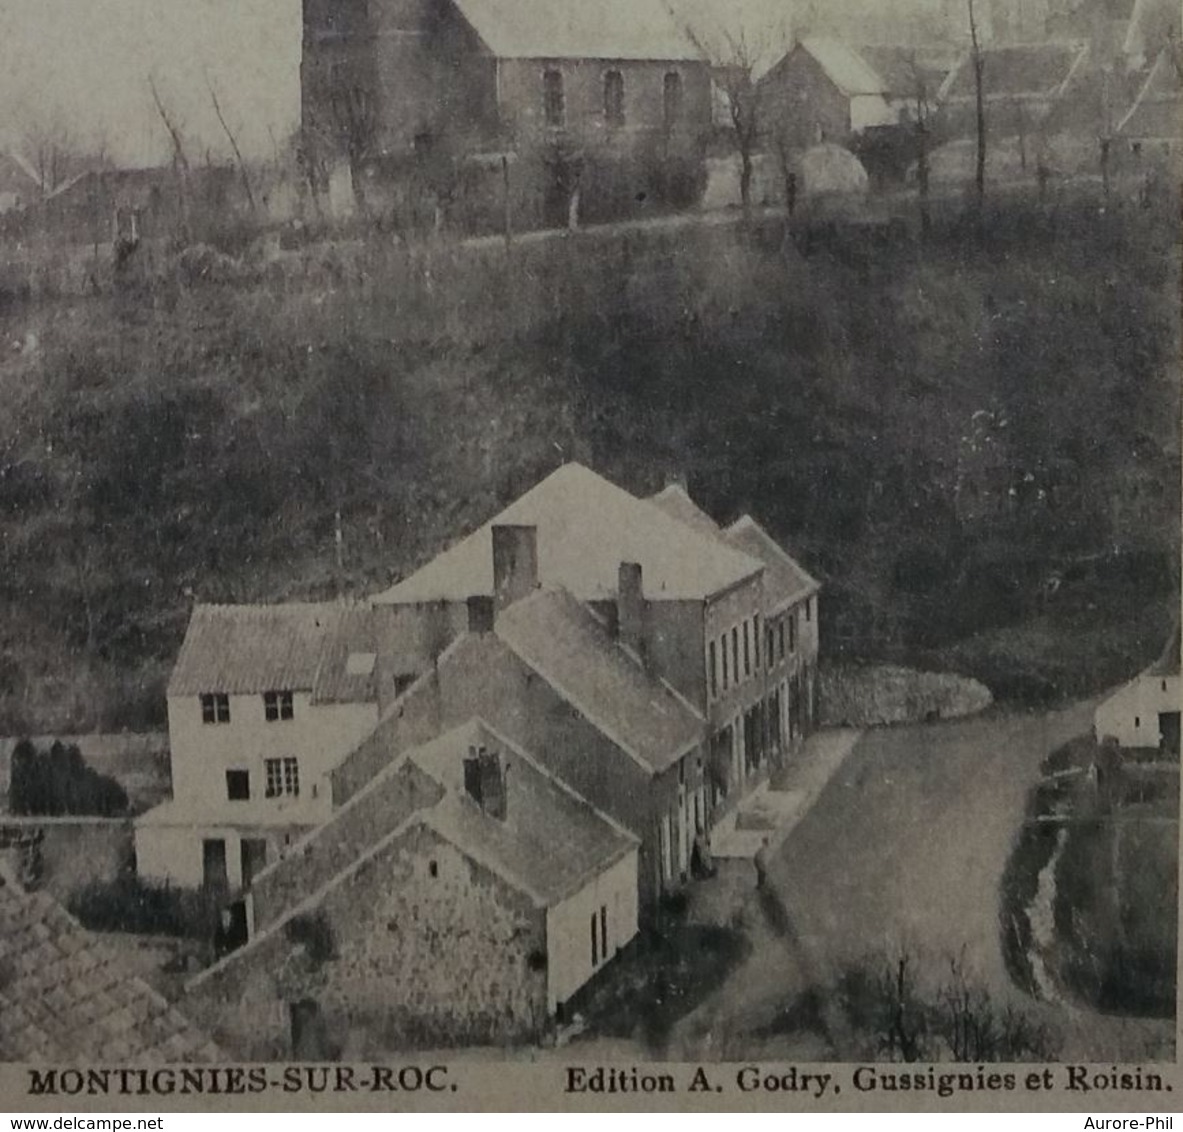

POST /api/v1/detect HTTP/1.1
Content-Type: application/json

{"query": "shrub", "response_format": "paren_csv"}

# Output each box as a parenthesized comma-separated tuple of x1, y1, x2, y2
(9, 739, 129, 817)
(68, 873, 217, 938)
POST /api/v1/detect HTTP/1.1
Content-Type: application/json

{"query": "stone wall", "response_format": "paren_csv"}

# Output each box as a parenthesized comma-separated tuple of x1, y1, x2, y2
(185, 821, 547, 1058)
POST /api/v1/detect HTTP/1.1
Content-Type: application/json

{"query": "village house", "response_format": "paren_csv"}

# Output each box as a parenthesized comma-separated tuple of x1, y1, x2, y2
(1095, 627, 1181, 755)
(134, 601, 452, 897)
(183, 719, 638, 1057)
(759, 38, 903, 150)
(372, 463, 820, 884)
(936, 40, 1092, 145)
(301, 0, 712, 165)
(0, 868, 219, 1062)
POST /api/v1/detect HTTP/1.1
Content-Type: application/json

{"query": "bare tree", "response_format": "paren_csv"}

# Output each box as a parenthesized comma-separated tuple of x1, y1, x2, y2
(967, 0, 987, 209)
(205, 73, 257, 215)
(715, 33, 768, 216)
(903, 53, 935, 234)
(148, 75, 192, 240)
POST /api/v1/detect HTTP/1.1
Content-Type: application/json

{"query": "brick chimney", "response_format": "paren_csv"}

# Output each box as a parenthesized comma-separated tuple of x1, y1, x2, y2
(618, 561, 645, 659)
(462, 744, 507, 820)
(492, 524, 539, 612)
(467, 594, 495, 634)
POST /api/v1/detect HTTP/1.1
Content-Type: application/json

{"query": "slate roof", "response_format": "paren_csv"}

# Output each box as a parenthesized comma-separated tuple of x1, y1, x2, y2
(496, 589, 705, 773)
(0, 875, 219, 1062)
(798, 37, 889, 96)
(859, 44, 959, 99)
(1145, 624, 1181, 678)
(722, 516, 820, 611)
(648, 485, 819, 612)
(940, 42, 1090, 101)
(374, 463, 762, 604)
(648, 482, 724, 538)
(452, 0, 703, 61)
(408, 721, 638, 903)
(168, 602, 398, 704)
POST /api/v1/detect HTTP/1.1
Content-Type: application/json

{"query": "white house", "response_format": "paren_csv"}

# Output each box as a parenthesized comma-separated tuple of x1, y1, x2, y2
(1094, 627, 1181, 754)
(135, 602, 433, 891)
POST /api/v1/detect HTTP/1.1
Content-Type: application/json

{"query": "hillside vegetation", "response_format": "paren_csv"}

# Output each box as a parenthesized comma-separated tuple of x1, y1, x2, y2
(0, 200, 1177, 731)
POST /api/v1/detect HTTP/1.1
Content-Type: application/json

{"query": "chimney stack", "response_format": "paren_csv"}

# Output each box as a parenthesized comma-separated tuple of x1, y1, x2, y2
(618, 561, 645, 659)
(462, 744, 507, 821)
(467, 594, 495, 634)
(492, 524, 539, 612)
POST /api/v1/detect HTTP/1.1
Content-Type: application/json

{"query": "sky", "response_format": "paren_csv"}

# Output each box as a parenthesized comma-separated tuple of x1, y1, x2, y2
(1, 0, 302, 166)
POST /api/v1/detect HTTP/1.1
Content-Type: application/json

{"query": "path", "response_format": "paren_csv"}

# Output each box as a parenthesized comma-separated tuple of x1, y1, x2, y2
(670, 700, 1175, 1062)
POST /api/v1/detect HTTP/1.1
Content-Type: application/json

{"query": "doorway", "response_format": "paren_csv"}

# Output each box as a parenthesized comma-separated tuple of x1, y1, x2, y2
(202, 839, 228, 892)
(1158, 711, 1180, 756)
(241, 839, 268, 889)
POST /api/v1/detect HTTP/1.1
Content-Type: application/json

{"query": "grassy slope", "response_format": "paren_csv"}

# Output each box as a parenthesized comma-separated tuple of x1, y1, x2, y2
(0, 200, 1177, 731)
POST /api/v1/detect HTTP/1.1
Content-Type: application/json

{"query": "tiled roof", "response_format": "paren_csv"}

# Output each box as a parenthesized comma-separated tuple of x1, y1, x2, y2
(374, 463, 762, 604)
(452, 0, 703, 61)
(722, 516, 820, 611)
(168, 603, 413, 704)
(0, 876, 219, 1062)
(799, 37, 889, 96)
(169, 603, 341, 697)
(941, 42, 1089, 100)
(496, 589, 705, 773)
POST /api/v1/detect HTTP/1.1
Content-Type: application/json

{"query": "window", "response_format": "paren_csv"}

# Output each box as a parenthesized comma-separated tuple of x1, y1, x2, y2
(721, 634, 729, 690)
(225, 770, 250, 801)
(264, 690, 294, 722)
(709, 641, 718, 699)
(753, 614, 761, 669)
(604, 70, 625, 127)
(599, 905, 608, 961)
(663, 71, 683, 129)
(590, 913, 599, 966)
(767, 625, 775, 667)
(731, 627, 739, 685)
(743, 620, 751, 677)
(429, 860, 438, 879)
(789, 614, 797, 653)
(201, 693, 230, 724)
(779, 619, 786, 661)
(265, 757, 300, 798)
(806, 598, 813, 623)
(543, 69, 565, 127)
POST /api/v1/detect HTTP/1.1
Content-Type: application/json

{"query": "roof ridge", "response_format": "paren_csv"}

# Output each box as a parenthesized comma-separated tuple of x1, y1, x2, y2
(476, 718, 641, 845)
(186, 810, 429, 993)
(495, 589, 702, 773)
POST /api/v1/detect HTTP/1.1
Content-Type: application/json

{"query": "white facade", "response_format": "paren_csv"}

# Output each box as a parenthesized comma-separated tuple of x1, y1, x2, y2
(135, 690, 380, 888)
(1094, 673, 1181, 749)
(545, 849, 639, 1013)
(850, 92, 899, 130)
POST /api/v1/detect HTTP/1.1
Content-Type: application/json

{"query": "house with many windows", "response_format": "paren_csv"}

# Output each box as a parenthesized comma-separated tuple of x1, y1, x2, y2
(134, 601, 450, 894)
(372, 464, 820, 881)
(146, 463, 819, 1050)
